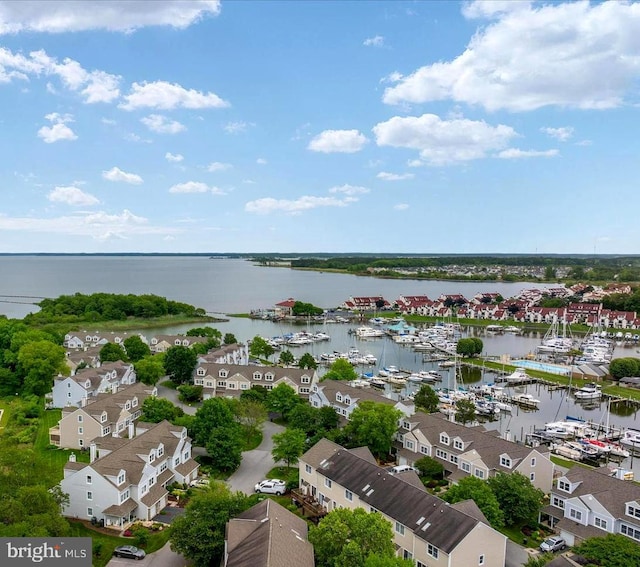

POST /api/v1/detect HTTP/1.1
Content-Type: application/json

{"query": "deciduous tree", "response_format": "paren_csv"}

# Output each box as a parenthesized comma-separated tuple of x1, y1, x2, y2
(134, 355, 165, 386)
(413, 384, 439, 413)
(322, 358, 359, 381)
(271, 428, 306, 468)
(99, 342, 128, 363)
(573, 533, 640, 567)
(442, 476, 504, 528)
(487, 472, 544, 527)
(164, 345, 198, 384)
(249, 336, 275, 360)
(141, 397, 184, 423)
(343, 401, 402, 459)
(17, 340, 67, 396)
(266, 383, 301, 420)
(122, 335, 151, 362)
(298, 352, 318, 370)
(278, 350, 295, 366)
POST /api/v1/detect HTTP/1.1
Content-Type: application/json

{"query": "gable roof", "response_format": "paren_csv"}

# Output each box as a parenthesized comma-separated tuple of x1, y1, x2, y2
(302, 439, 483, 553)
(73, 382, 155, 425)
(226, 499, 313, 567)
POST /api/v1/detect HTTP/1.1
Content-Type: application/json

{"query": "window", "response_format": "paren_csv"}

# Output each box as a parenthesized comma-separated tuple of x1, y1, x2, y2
(345, 490, 353, 501)
(402, 420, 411, 429)
(241, 383, 249, 390)
(569, 508, 582, 521)
(474, 468, 485, 479)
(87, 507, 93, 517)
(594, 517, 608, 530)
(184, 451, 189, 461)
(336, 394, 343, 402)
(253, 372, 262, 381)
(531, 457, 536, 467)
(77, 415, 83, 422)
(160, 462, 168, 473)
(148, 476, 155, 487)
(558, 479, 571, 492)
(86, 475, 92, 484)
(420, 445, 430, 455)
(174, 457, 180, 466)
(325, 478, 332, 488)
(265, 373, 274, 381)
(102, 426, 110, 436)
(117, 472, 125, 485)
(479, 554, 485, 565)
(101, 413, 107, 422)
(627, 504, 640, 519)
(120, 489, 130, 503)
(551, 496, 565, 509)
(461, 461, 471, 473)
(87, 491, 93, 501)
(500, 456, 512, 468)
(68, 392, 72, 398)
(427, 544, 439, 559)
(300, 387, 310, 394)
(454, 439, 464, 450)
(435, 448, 447, 460)
(395, 521, 405, 536)
(301, 376, 311, 384)
(158, 445, 164, 457)
(305, 464, 312, 474)
(621, 523, 640, 541)
(78, 439, 84, 447)
(132, 398, 138, 407)
(125, 401, 131, 410)
(219, 370, 228, 378)
(405, 440, 415, 450)
(403, 550, 412, 560)
(439, 433, 449, 445)
(450, 455, 459, 464)
(530, 472, 535, 482)
(78, 427, 83, 434)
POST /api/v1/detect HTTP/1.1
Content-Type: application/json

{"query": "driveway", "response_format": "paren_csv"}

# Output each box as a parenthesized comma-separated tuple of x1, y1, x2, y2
(227, 420, 285, 494)
(505, 539, 532, 567)
(156, 381, 198, 415)
(107, 542, 190, 567)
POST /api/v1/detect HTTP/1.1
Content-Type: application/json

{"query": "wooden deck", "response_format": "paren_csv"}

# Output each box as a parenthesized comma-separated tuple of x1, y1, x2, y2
(290, 489, 327, 522)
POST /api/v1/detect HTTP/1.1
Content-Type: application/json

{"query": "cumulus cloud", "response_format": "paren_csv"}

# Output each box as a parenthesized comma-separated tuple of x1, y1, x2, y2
(497, 148, 559, 159)
(0, 47, 121, 103)
(37, 112, 77, 143)
(377, 171, 415, 181)
(102, 166, 144, 184)
(540, 126, 574, 142)
(165, 152, 184, 162)
(328, 184, 370, 196)
(207, 161, 232, 172)
(169, 181, 225, 195)
(373, 113, 516, 165)
(308, 129, 368, 153)
(140, 114, 186, 134)
(0, 1, 221, 34)
(245, 196, 353, 215)
(394, 203, 409, 211)
(120, 80, 228, 111)
(48, 185, 99, 206)
(256, 158, 268, 165)
(363, 35, 385, 47)
(383, 1, 640, 111)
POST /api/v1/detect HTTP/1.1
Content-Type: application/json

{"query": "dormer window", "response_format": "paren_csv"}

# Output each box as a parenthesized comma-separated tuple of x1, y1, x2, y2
(453, 439, 464, 450)
(344, 396, 351, 404)
(132, 397, 138, 408)
(174, 339, 181, 345)
(253, 372, 262, 381)
(401, 420, 410, 429)
(265, 373, 274, 381)
(302, 375, 311, 384)
(117, 471, 125, 485)
(85, 381, 91, 388)
(558, 479, 571, 492)
(125, 401, 131, 410)
(158, 444, 164, 457)
(499, 455, 512, 468)
(336, 394, 343, 402)
(439, 433, 450, 445)
(101, 413, 107, 423)
(626, 503, 640, 519)
(219, 369, 228, 378)
(182, 340, 189, 346)
(149, 450, 156, 463)
(197, 368, 205, 376)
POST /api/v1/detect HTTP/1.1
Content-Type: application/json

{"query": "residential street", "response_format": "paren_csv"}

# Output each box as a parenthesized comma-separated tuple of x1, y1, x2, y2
(156, 381, 197, 415)
(107, 542, 189, 567)
(226, 420, 285, 494)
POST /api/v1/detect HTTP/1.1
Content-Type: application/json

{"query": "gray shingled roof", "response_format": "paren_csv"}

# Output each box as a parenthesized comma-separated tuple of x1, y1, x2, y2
(302, 439, 481, 553)
(226, 499, 314, 567)
(196, 362, 316, 387)
(81, 382, 154, 426)
(315, 379, 399, 407)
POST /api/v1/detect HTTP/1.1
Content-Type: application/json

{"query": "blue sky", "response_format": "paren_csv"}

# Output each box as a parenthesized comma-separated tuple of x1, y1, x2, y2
(1, 0, 639, 254)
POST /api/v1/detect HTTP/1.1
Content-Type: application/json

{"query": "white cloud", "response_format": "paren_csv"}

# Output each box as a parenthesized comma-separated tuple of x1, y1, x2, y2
(121, 80, 228, 110)
(407, 159, 423, 167)
(245, 196, 353, 215)
(102, 166, 144, 185)
(140, 114, 186, 134)
(363, 35, 385, 47)
(373, 113, 516, 165)
(0, 1, 221, 34)
(383, 1, 640, 111)
(37, 112, 77, 143)
(308, 129, 368, 153)
(377, 171, 415, 181)
(123, 132, 151, 143)
(169, 181, 225, 195)
(224, 121, 251, 134)
(540, 126, 574, 142)
(256, 158, 268, 165)
(497, 148, 559, 159)
(328, 184, 370, 196)
(165, 152, 184, 163)
(48, 185, 99, 206)
(207, 161, 232, 172)
(394, 203, 409, 211)
(101, 118, 116, 125)
(0, 209, 179, 240)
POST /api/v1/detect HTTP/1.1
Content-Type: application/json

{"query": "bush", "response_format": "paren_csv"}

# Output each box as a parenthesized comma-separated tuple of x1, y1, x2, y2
(93, 541, 103, 558)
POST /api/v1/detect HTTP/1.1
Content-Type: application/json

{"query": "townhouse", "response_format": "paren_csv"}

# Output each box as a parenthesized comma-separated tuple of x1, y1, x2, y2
(395, 411, 554, 493)
(49, 382, 157, 449)
(49, 361, 137, 409)
(223, 498, 314, 567)
(60, 419, 198, 528)
(193, 362, 319, 399)
(149, 334, 208, 353)
(310, 380, 414, 420)
(299, 438, 507, 567)
(197, 343, 250, 366)
(341, 296, 391, 311)
(542, 465, 640, 547)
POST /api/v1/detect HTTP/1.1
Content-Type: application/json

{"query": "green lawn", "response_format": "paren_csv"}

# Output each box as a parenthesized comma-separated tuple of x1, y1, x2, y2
(35, 409, 90, 485)
(242, 429, 263, 451)
(0, 399, 10, 429)
(266, 465, 299, 484)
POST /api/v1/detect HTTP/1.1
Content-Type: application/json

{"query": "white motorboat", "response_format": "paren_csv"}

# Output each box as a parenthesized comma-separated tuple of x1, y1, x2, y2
(505, 369, 530, 383)
(354, 326, 385, 338)
(620, 429, 640, 450)
(512, 393, 540, 407)
(574, 383, 602, 401)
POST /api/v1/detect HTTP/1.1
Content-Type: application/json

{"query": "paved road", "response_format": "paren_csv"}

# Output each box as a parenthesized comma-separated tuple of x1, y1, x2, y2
(227, 420, 285, 494)
(107, 542, 190, 567)
(156, 381, 198, 416)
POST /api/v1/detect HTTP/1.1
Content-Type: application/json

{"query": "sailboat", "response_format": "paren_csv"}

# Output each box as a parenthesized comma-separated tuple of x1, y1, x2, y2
(536, 318, 574, 355)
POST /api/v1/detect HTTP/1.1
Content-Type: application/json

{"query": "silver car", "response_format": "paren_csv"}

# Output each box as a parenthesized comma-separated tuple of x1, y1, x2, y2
(539, 536, 566, 553)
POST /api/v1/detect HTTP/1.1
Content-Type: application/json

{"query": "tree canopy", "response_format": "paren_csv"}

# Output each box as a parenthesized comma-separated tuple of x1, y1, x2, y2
(271, 428, 306, 469)
(298, 352, 318, 370)
(266, 383, 302, 420)
(141, 397, 184, 423)
(134, 355, 165, 386)
(123, 335, 151, 362)
(99, 342, 128, 363)
(322, 358, 359, 382)
(441, 476, 504, 528)
(573, 533, 640, 567)
(486, 472, 544, 526)
(456, 338, 483, 357)
(413, 384, 439, 413)
(249, 336, 275, 360)
(341, 401, 402, 459)
(309, 507, 399, 567)
(164, 345, 198, 384)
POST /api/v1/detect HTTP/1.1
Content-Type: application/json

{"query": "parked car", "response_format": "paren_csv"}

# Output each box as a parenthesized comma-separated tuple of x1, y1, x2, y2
(539, 536, 566, 553)
(113, 545, 146, 560)
(190, 478, 210, 487)
(390, 464, 417, 474)
(254, 479, 287, 495)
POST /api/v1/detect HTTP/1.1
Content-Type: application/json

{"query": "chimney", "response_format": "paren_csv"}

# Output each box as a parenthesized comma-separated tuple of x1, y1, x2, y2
(90, 442, 97, 463)
(128, 422, 135, 440)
